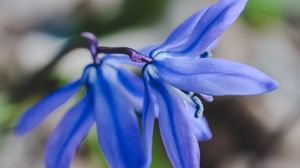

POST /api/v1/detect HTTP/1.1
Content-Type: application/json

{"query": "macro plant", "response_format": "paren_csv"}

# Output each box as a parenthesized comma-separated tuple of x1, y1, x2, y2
(16, 33, 148, 168)
(15, 0, 278, 168)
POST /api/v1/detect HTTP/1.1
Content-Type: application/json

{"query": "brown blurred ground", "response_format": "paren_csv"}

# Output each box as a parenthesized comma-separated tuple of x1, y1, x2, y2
(0, 0, 300, 168)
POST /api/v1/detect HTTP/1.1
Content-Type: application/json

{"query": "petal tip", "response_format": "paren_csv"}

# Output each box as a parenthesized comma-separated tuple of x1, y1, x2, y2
(205, 132, 213, 141)
(266, 78, 279, 92)
(200, 123, 213, 141)
(200, 129, 213, 141)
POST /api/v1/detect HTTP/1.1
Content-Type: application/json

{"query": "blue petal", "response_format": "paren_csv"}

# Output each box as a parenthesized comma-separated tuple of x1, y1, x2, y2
(86, 65, 146, 168)
(152, 7, 208, 56)
(167, 0, 248, 57)
(206, 39, 219, 53)
(189, 115, 212, 141)
(141, 67, 158, 167)
(153, 57, 278, 96)
(115, 65, 144, 111)
(45, 95, 93, 168)
(16, 80, 82, 135)
(200, 94, 214, 102)
(149, 70, 200, 168)
(140, 45, 160, 57)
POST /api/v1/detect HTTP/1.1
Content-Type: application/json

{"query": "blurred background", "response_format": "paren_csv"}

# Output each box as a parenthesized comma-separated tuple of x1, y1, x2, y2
(0, 0, 300, 167)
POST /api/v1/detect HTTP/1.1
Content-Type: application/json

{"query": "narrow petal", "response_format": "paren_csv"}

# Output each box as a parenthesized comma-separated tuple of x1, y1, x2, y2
(140, 45, 160, 57)
(188, 115, 212, 141)
(86, 65, 146, 168)
(149, 71, 200, 168)
(206, 39, 219, 53)
(168, 0, 248, 57)
(115, 65, 144, 111)
(45, 95, 93, 168)
(153, 57, 278, 96)
(15, 80, 82, 135)
(141, 67, 158, 166)
(152, 7, 208, 55)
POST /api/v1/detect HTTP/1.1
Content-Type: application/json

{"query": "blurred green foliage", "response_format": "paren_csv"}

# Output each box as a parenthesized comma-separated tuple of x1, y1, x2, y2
(150, 124, 172, 168)
(243, 0, 283, 26)
(86, 128, 109, 168)
(0, 95, 20, 134)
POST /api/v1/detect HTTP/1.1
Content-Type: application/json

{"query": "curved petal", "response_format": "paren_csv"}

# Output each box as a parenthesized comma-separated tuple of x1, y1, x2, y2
(140, 44, 160, 57)
(150, 71, 200, 168)
(115, 66, 144, 111)
(141, 67, 158, 167)
(188, 114, 212, 142)
(168, 0, 248, 57)
(206, 39, 219, 53)
(152, 7, 208, 55)
(153, 57, 278, 96)
(200, 94, 214, 102)
(45, 95, 93, 168)
(86, 65, 146, 168)
(15, 80, 82, 135)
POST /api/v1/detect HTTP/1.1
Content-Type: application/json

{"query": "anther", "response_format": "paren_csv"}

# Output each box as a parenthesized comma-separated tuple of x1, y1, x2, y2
(200, 51, 212, 58)
(183, 91, 194, 97)
(191, 96, 204, 118)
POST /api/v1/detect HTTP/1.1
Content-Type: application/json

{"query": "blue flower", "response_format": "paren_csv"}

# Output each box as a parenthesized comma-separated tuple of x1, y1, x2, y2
(15, 0, 279, 168)
(139, 0, 278, 167)
(16, 33, 147, 168)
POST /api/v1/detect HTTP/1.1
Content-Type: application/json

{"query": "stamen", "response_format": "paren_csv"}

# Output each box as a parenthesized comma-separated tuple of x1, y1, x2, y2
(97, 46, 152, 63)
(191, 96, 204, 118)
(200, 51, 212, 58)
(178, 90, 205, 118)
(183, 90, 194, 97)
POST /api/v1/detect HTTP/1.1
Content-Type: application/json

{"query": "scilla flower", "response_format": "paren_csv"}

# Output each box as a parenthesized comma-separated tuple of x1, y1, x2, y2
(77, 0, 278, 167)
(15, 0, 279, 168)
(16, 33, 148, 168)
(132, 0, 278, 167)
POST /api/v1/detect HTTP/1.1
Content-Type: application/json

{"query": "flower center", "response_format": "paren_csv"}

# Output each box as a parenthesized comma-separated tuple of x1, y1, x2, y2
(81, 32, 152, 65)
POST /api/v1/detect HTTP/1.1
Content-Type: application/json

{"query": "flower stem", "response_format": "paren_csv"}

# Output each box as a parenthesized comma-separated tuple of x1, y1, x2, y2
(97, 46, 152, 63)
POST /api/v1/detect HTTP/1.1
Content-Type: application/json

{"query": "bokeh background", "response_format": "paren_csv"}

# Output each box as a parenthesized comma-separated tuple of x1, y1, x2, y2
(0, 0, 300, 167)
